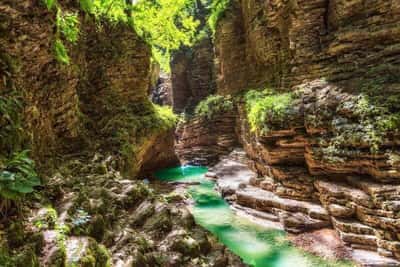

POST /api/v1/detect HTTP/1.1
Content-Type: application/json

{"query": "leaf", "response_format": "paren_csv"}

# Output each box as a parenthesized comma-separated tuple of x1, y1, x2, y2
(0, 171, 15, 181)
(80, 0, 94, 14)
(54, 39, 70, 65)
(43, 0, 56, 10)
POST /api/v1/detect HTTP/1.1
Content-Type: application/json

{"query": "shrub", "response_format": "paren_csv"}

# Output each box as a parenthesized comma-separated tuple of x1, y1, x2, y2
(0, 150, 40, 200)
(244, 89, 295, 134)
(194, 94, 234, 120)
(56, 10, 80, 44)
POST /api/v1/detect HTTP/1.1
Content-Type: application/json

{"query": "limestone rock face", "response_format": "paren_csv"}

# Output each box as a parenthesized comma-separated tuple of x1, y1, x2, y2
(215, 0, 400, 94)
(151, 72, 173, 106)
(0, 0, 178, 176)
(175, 112, 238, 166)
(171, 37, 216, 113)
(203, 0, 400, 263)
(234, 80, 400, 260)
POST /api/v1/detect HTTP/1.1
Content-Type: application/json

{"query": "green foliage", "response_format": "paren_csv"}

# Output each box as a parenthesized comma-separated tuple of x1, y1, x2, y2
(33, 207, 58, 230)
(79, 0, 95, 14)
(208, 0, 230, 34)
(194, 94, 234, 120)
(56, 10, 80, 44)
(53, 9, 79, 64)
(132, 0, 200, 71)
(0, 92, 39, 205)
(322, 67, 400, 159)
(87, 0, 131, 23)
(42, 0, 56, 10)
(244, 89, 295, 134)
(54, 39, 70, 65)
(0, 150, 40, 200)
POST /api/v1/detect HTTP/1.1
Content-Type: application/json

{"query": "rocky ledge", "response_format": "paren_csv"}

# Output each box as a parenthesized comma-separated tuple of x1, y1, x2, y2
(209, 149, 400, 267)
(175, 111, 238, 166)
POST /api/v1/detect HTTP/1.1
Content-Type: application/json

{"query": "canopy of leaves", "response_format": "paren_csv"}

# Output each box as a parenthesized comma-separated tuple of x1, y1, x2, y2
(79, 0, 131, 23)
(132, 0, 200, 71)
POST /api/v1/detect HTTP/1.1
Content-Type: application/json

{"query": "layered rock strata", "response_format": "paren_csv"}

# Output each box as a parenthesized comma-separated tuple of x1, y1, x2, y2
(175, 111, 238, 166)
(233, 80, 400, 263)
(215, 0, 400, 94)
(203, 0, 400, 263)
(0, 0, 178, 176)
(171, 37, 216, 113)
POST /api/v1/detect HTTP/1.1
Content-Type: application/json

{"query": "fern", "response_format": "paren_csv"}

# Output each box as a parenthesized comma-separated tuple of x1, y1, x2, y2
(0, 150, 40, 200)
(54, 39, 70, 65)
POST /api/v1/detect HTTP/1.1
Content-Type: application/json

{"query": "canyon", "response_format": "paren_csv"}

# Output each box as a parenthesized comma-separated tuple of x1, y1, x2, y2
(174, 0, 400, 266)
(0, 0, 399, 266)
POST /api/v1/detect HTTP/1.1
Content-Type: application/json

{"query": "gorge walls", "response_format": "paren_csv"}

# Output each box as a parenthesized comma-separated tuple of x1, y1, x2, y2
(0, 0, 178, 177)
(171, 36, 216, 113)
(174, 0, 400, 263)
(215, 0, 400, 93)
(221, 0, 400, 262)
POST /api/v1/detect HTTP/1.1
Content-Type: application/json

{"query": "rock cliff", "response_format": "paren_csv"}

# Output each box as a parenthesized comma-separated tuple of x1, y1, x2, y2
(0, 0, 178, 177)
(0, 1, 235, 266)
(171, 36, 216, 113)
(175, 0, 400, 264)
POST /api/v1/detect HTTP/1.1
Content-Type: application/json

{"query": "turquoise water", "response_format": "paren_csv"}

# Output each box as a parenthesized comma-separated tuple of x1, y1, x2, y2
(155, 166, 353, 267)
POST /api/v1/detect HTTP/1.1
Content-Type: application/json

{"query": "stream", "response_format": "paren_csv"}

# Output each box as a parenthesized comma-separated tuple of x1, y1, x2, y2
(155, 166, 352, 267)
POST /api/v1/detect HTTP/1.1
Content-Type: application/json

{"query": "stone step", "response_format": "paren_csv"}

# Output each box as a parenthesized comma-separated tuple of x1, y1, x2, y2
(351, 249, 400, 267)
(332, 217, 376, 235)
(232, 203, 280, 222)
(339, 231, 378, 247)
(235, 185, 331, 233)
(236, 185, 330, 221)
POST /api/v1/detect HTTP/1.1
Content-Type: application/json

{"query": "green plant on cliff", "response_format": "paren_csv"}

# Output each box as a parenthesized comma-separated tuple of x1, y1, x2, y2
(317, 67, 400, 162)
(56, 10, 80, 44)
(132, 0, 200, 71)
(53, 10, 80, 64)
(0, 92, 40, 213)
(244, 89, 296, 134)
(194, 94, 234, 120)
(80, 0, 131, 23)
(0, 151, 40, 207)
(100, 100, 177, 174)
(54, 39, 70, 65)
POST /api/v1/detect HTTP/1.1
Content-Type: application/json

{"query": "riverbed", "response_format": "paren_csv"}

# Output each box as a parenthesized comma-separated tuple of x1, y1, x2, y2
(155, 166, 353, 267)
